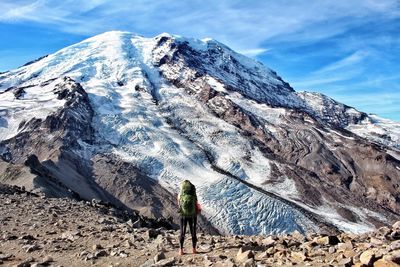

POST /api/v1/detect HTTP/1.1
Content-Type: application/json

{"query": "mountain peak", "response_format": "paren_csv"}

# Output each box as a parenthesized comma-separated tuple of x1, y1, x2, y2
(0, 31, 399, 237)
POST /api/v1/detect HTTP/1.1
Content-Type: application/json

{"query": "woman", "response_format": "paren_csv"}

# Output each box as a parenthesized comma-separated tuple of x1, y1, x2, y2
(177, 180, 199, 255)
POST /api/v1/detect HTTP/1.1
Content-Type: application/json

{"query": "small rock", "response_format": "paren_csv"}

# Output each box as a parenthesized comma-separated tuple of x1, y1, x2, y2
(223, 259, 237, 267)
(119, 252, 128, 258)
(392, 221, 400, 230)
(291, 251, 307, 262)
(152, 257, 175, 266)
(316, 235, 340, 246)
(139, 258, 154, 267)
(154, 252, 166, 263)
(95, 250, 108, 257)
(337, 241, 353, 251)
(84, 253, 97, 261)
(262, 236, 276, 247)
(41, 255, 53, 264)
(15, 257, 34, 267)
(389, 240, 400, 251)
(122, 239, 134, 248)
(199, 244, 212, 252)
(0, 254, 12, 261)
(338, 257, 353, 267)
(61, 231, 80, 242)
(370, 237, 383, 245)
(373, 259, 399, 267)
(387, 251, 400, 264)
(93, 244, 103, 250)
(360, 250, 376, 267)
(376, 226, 391, 236)
(19, 235, 36, 241)
(243, 258, 256, 267)
(126, 219, 134, 227)
(391, 230, 400, 240)
(147, 229, 159, 240)
(23, 244, 41, 253)
(236, 248, 254, 263)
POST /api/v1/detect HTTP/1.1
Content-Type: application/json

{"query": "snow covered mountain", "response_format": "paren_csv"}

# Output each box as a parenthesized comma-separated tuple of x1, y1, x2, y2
(0, 31, 399, 235)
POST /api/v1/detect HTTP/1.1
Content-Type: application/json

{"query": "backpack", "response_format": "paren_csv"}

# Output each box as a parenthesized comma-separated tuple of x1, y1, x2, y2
(179, 180, 197, 217)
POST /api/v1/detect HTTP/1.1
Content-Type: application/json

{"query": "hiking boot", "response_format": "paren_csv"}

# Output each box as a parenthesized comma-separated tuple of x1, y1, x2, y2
(179, 249, 184, 255)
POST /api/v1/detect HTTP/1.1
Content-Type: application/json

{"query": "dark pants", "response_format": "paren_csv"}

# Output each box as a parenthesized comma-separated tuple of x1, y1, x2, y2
(179, 216, 197, 249)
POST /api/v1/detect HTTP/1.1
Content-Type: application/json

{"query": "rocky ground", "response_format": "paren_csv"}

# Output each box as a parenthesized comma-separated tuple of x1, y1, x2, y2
(0, 184, 399, 267)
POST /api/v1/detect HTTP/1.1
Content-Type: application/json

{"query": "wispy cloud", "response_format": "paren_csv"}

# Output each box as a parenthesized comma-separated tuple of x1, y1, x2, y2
(291, 50, 369, 90)
(0, 0, 399, 52)
(313, 50, 368, 74)
(239, 48, 270, 57)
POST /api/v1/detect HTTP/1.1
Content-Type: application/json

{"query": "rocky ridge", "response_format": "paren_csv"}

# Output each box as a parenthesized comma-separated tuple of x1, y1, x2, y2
(1, 184, 400, 267)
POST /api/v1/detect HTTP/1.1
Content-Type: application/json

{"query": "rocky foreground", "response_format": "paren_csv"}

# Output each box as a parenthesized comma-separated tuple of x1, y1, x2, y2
(0, 184, 399, 267)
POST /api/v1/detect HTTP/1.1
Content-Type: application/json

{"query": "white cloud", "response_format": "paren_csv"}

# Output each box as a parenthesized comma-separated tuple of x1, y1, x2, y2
(238, 48, 270, 57)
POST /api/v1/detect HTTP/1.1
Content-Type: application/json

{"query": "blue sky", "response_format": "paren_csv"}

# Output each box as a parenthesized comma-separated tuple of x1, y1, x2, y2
(1, 0, 399, 121)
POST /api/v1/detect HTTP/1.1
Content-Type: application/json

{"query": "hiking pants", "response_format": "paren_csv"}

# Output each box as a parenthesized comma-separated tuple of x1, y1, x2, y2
(179, 216, 197, 249)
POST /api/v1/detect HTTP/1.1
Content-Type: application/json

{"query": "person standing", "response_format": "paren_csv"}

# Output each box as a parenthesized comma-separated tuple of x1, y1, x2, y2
(178, 180, 199, 255)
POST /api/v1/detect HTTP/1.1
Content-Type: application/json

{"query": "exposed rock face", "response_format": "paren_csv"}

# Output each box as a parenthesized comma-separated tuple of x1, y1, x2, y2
(0, 31, 399, 235)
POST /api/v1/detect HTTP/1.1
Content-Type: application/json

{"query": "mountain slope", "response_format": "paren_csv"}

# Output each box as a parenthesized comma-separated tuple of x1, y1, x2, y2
(0, 31, 399, 235)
